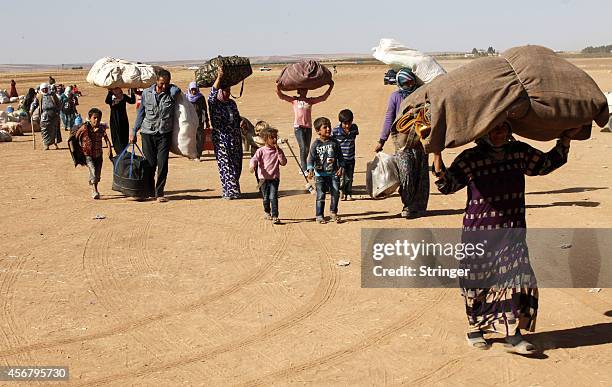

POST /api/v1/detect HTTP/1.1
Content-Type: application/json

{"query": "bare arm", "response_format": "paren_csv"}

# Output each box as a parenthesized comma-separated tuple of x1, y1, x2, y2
(276, 84, 294, 103)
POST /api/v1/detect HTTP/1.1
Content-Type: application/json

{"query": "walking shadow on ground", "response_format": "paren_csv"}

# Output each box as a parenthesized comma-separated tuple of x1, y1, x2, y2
(527, 186, 608, 195)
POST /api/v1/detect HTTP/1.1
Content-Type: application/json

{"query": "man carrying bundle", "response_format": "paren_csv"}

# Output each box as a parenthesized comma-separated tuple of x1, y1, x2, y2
(130, 69, 181, 202)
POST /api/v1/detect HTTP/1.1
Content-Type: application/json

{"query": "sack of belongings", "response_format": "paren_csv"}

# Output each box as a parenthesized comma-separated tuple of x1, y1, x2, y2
(276, 60, 333, 91)
(112, 144, 155, 198)
(366, 152, 400, 198)
(373, 39, 446, 84)
(195, 56, 253, 89)
(87, 57, 161, 89)
(1, 122, 22, 136)
(0, 129, 11, 142)
(393, 45, 610, 153)
(170, 93, 198, 159)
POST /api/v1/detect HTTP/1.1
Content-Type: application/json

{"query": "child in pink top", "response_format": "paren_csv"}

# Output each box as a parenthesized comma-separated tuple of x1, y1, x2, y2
(276, 81, 334, 173)
(249, 126, 288, 224)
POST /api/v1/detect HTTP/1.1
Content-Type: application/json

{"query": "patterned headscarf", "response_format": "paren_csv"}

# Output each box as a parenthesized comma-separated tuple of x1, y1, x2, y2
(396, 68, 417, 99)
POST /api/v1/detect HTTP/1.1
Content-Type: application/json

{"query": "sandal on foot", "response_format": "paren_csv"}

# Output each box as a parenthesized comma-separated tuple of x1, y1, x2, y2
(272, 217, 280, 224)
(466, 332, 490, 350)
(316, 216, 327, 224)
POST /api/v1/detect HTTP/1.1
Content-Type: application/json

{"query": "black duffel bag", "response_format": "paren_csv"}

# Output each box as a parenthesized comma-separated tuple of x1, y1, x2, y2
(112, 144, 155, 198)
(195, 56, 253, 90)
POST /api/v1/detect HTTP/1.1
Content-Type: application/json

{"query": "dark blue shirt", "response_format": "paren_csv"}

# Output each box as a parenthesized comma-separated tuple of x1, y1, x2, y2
(332, 123, 359, 160)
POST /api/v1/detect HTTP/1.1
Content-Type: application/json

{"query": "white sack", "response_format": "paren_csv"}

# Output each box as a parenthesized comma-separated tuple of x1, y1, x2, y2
(86, 57, 159, 89)
(373, 38, 446, 84)
(170, 93, 198, 159)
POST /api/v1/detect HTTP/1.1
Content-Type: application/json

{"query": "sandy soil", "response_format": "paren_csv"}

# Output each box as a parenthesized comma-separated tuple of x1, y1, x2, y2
(0, 59, 611, 386)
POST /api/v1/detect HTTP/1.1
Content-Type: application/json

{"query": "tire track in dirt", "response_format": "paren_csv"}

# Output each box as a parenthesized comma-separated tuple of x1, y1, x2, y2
(0, 255, 36, 365)
(77, 195, 342, 385)
(0, 195, 295, 360)
(240, 288, 451, 386)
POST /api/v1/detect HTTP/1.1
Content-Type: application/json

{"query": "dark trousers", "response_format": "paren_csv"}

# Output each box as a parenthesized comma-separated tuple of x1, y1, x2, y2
(111, 125, 129, 155)
(195, 125, 204, 157)
(141, 132, 172, 198)
(294, 126, 312, 171)
(341, 159, 356, 195)
(315, 175, 340, 217)
(261, 179, 280, 217)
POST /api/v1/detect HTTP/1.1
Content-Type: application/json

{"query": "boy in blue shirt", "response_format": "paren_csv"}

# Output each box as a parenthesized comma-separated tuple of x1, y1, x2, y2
(332, 109, 359, 201)
(307, 117, 345, 224)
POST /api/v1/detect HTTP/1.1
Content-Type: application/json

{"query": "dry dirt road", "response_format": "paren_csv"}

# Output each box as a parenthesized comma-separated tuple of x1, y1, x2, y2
(0, 59, 611, 385)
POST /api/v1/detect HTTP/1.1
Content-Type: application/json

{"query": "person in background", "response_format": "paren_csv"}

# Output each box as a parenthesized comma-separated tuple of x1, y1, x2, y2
(131, 69, 181, 202)
(21, 88, 37, 113)
(276, 81, 334, 174)
(60, 86, 78, 131)
(106, 87, 136, 154)
(48, 75, 56, 85)
(30, 83, 62, 150)
(8, 80, 18, 98)
(185, 82, 210, 161)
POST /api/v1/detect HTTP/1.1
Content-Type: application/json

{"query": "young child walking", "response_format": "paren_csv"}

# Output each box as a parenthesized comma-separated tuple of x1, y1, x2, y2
(307, 117, 345, 224)
(75, 108, 113, 199)
(249, 126, 287, 224)
(332, 109, 359, 201)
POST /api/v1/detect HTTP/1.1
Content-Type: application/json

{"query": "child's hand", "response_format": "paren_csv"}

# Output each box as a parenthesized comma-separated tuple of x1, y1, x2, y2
(336, 168, 343, 177)
(307, 170, 314, 179)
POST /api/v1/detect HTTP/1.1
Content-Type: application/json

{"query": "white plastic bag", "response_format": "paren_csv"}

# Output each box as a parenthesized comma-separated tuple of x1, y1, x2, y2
(372, 38, 446, 84)
(86, 57, 159, 89)
(606, 91, 612, 107)
(366, 152, 400, 198)
(170, 93, 198, 159)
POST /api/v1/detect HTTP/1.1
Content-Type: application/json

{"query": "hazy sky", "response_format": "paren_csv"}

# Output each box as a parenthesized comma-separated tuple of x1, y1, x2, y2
(3, 0, 612, 64)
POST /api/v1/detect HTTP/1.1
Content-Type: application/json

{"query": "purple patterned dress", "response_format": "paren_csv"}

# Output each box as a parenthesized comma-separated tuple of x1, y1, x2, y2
(436, 139, 569, 335)
(208, 87, 243, 198)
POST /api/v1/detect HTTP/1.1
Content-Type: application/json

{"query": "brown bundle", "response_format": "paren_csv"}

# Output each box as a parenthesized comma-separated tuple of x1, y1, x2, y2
(276, 60, 333, 91)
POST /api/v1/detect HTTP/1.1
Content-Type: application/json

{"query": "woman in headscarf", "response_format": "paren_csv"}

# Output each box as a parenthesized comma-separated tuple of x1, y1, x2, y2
(21, 88, 37, 114)
(208, 66, 243, 199)
(375, 68, 429, 218)
(60, 86, 78, 131)
(105, 87, 136, 154)
(432, 122, 580, 354)
(185, 82, 210, 161)
(8, 80, 18, 98)
(30, 83, 62, 150)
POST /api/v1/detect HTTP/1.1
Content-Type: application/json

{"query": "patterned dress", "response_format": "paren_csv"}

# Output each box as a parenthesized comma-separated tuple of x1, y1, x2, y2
(208, 87, 243, 198)
(436, 139, 569, 335)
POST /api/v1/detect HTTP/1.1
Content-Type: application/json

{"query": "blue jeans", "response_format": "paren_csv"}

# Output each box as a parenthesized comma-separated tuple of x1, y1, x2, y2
(261, 179, 280, 217)
(294, 126, 312, 171)
(315, 175, 340, 217)
(341, 159, 356, 195)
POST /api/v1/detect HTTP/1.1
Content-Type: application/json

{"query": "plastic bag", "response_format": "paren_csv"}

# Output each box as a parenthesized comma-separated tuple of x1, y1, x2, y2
(366, 153, 400, 198)
(372, 39, 446, 84)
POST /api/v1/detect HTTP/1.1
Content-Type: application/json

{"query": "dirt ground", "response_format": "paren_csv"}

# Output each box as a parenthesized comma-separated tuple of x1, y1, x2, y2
(0, 59, 611, 386)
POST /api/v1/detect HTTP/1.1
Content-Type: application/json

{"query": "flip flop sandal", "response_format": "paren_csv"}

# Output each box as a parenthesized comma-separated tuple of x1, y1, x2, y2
(466, 332, 490, 350)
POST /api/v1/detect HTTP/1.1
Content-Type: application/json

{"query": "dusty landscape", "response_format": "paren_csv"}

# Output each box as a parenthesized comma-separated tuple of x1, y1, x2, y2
(0, 58, 611, 385)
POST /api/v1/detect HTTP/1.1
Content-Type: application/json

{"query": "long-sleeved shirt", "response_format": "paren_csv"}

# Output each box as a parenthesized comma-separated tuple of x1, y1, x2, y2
(332, 123, 359, 160)
(307, 138, 345, 176)
(379, 90, 404, 142)
(249, 145, 287, 180)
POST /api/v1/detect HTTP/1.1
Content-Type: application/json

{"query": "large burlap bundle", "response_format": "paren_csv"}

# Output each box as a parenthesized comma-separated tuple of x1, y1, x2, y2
(276, 60, 333, 91)
(1, 122, 22, 136)
(87, 57, 160, 89)
(195, 56, 252, 88)
(395, 45, 610, 153)
(373, 39, 446, 84)
(170, 93, 198, 159)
